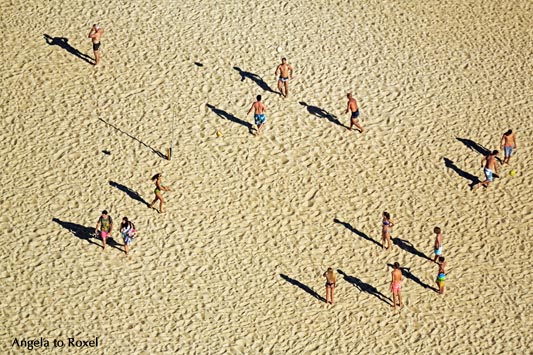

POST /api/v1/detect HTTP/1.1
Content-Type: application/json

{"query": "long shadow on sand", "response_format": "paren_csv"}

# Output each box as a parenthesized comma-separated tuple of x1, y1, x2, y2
(334, 219, 381, 248)
(337, 269, 391, 305)
(387, 264, 438, 293)
(456, 137, 490, 156)
(280, 274, 325, 302)
(443, 157, 480, 189)
(52, 218, 122, 251)
(44, 34, 94, 65)
(393, 237, 432, 261)
(300, 102, 347, 128)
(233, 67, 277, 94)
(109, 181, 148, 206)
(206, 104, 253, 133)
(97, 117, 166, 159)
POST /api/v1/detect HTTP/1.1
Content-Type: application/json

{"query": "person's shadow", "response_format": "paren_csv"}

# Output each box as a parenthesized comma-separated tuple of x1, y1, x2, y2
(337, 269, 391, 305)
(44, 34, 94, 65)
(392, 237, 432, 261)
(443, 157, 481, 189)
(333, 218, 381, 248)
(280, 274, 325, 302)
(387, 264, 438, 293)
(52, 218, 122, 251)
(206, 104, 254, 134)
(233, 67, 277, 94)
(300, 102, 347, 128)
(109, 181, 149, 206)
(456, 137, 490, 156)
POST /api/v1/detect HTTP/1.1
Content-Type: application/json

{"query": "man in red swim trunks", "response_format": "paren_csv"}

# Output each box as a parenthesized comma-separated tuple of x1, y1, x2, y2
(95, 210, 113, 251)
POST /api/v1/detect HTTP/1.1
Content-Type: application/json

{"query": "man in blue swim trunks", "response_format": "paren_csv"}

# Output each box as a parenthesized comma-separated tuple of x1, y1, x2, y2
(500, 129, 517, 165)
(473, 150, 499, 190)
(275, 58, 293, 98)
(345, 93, 364, 133)
(247, 95, 267, 136)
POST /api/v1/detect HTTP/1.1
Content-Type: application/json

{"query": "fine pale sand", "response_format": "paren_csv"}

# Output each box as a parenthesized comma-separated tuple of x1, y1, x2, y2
(1, 0, 532, 354)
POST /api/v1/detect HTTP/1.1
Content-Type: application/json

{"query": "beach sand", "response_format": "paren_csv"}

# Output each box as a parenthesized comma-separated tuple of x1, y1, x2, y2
(1, 0, 532, 353)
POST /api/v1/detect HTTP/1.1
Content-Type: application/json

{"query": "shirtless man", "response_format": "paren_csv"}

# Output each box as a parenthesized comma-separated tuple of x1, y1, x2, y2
(247, 95, 267, 135)
(345, 93, 364, 133)
(432, 227, 443, 263)
(473, 150, 499, 190)
(275, 58, 293, 97)
(88, 24, 104, 65)
(500, 130, 517, 165)
(390, 262, 403, 309)
(436, 256, 447, 295)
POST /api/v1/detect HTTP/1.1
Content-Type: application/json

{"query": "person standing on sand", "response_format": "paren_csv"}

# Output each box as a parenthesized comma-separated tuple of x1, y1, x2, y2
(120, 217, 136, 256)
(436, 256, 447, 295)
(247, 95, 267, 135)
(275, 58, 293, 98)
(345, 93, 364, 133)
(473, 150, 499, 190)
(390, 262, 403, 309)
(382, 211, 395, 251)
(432, 227, 443, 263)
(148, 173, 171, 213)
(323, 268, 337, 305)
(500, 130, 517, 165)
(88, 24, 104, 66)
(95, 210, 113, 251)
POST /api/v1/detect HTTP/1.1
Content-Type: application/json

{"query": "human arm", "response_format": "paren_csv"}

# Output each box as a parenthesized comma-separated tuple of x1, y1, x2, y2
(247, 104, 254, 115)
(274, 65, 280, 77)
(500, 135, 505, 149)
(88, 26, 96, 38)
(345, 101, 350, 114)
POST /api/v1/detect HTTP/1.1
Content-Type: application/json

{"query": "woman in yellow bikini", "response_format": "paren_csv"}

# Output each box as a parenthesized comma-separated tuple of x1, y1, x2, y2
(148, 173, 171, 213)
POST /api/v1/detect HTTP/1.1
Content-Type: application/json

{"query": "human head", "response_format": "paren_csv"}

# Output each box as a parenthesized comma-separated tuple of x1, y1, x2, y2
(281, 57, 287, 63)
(257, 95, 262, 101)
(383, 211, 390, 220)
(504, 129, 512, 136)
(434, 226, 441, 234)
(347, 92, 352, 99)
(393, 262, 400, 269)
(93, 24, 100, 30)
(151, 173, 161, 181)
(439, 256, 445, 262)
(491, 150, 499, 156)
(101, 210, 108, 216)
(122, 216, 128, 223)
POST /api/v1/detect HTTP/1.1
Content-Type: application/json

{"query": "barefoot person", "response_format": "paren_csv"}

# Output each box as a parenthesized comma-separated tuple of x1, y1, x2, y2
(473, 150, 499, 190)
(382, 211, 395, 251)
(88, 24, 104, 65)
(148, 173, 171, 213)
(120, 217, 136, 256)
(247, 95, 267, 135)
(390, 262, 403, 309)
(95, 210, 113, 251)
(500, 130, 517, 165)
(345, 93, 364, 133)
(436, 256, 447, 295)
(275, 58, 293, 97)
(432, 227, 443, 263)
(323, 268, 337, 305)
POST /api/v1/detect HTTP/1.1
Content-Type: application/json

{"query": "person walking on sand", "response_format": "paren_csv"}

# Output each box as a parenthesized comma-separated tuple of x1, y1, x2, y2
(247, 95, 267, 136)
(88, 24, 104, 65)
(120, 217, 136, 256)
(275, 58, 293, 97)
(390, 262, 403, 309)
(95, 210, 113, 251)
(323, 268, 337, 305)
(345, 93, 364, 133)
(432, 227, 443, 263)
(473, 150, 499, 190)
(148, 173, 171, 213)
(500, 130, 517, 165)
(436, 256, 447, 295)
(382, 211, 395, 251)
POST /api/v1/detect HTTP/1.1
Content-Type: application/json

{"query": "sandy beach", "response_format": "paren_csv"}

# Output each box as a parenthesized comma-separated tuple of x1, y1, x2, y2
(1, 0, 532, 354)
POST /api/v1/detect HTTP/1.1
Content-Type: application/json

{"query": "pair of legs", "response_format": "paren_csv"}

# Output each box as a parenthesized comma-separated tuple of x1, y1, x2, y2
(92, 43, 101, 65)
(382, 233, 391, 250)
(473, 168, 493, 190)
(436, 280, 445, 295)
(325, 285, 335, 304)
(123, 235, 132, 256)
(148, 192, 165, 213)
(503, 147, 513, 164)
(391, 285, 402, 308)
(349, 118, 364, 133)
(100, 231, 110, 251)
(277, 79, 289, 97)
